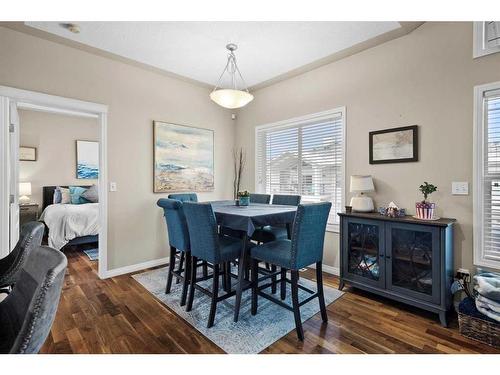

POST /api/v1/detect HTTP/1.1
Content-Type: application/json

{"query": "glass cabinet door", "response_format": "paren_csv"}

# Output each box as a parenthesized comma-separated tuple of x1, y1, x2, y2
(343, 219, 385, 288)
(386, 223, 440, 303)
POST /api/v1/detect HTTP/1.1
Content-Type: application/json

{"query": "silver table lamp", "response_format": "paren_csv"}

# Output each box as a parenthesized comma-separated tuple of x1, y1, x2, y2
(350, 175, 375, 212)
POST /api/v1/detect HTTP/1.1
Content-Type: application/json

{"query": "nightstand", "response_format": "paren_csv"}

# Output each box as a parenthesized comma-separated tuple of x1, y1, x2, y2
(19, 203, 39, 230)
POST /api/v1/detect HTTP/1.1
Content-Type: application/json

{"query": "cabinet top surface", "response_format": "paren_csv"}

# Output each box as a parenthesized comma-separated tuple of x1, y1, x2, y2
(19, 203, 38, 207)
(338, 212, 456, 227)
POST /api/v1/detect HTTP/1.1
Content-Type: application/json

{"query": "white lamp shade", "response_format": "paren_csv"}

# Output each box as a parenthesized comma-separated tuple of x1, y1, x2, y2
(350, 175, 374, 193)
(19, 182, 32, 196)
(210, 89, 254, 109)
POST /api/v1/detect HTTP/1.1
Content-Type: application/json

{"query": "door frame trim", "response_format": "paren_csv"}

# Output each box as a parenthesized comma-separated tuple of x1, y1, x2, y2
(0, 85, 109, 279)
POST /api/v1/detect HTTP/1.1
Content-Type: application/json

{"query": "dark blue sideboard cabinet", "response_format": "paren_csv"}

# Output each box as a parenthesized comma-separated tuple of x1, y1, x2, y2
(338, 212, 456, 327)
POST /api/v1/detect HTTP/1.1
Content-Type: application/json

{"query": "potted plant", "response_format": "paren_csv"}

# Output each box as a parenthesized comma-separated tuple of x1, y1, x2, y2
(237, 190, 250, 206)
(416, 182, 438, 219)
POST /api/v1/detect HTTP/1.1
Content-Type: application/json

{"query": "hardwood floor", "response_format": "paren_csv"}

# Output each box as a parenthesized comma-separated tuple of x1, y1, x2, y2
(40, 247, 500, 354)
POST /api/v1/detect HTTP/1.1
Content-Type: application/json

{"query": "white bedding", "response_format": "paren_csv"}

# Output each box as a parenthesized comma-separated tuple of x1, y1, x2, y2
(40, 203, 99, 250)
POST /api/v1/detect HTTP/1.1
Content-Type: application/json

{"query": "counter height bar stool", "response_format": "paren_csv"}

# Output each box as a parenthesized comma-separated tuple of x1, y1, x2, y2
(251, 194, 301, 297)
(183, 202, 253, 328)
(157, 198, 197, 306)
(250, 202, 331, 341)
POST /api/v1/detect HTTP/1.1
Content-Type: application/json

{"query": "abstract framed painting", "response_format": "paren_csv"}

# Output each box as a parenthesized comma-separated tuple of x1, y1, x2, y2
(76, 140, 99, 179)
(369, 125, 418, 164)
(153, 121, 214, 193)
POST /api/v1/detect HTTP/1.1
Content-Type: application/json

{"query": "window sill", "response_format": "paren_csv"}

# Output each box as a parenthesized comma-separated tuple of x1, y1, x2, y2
(474, 258, 500, 271)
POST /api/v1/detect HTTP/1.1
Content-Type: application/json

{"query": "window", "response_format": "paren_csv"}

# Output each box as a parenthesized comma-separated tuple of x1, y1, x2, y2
(255, 108, 345, 231)
(473, 22, 500, 58)
(474, 82, 500, 269)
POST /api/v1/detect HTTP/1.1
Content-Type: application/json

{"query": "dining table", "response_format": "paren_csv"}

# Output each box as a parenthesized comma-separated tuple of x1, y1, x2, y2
(210, 200, 298, 322)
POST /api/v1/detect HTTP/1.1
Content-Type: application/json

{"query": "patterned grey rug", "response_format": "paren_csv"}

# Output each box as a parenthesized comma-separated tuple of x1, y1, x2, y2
(133, 266, 343, 353)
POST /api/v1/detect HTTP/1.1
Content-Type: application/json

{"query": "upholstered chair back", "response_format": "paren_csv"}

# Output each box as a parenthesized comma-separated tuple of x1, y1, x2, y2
(157, 198, 190, 252)
(168, 193, 198, 203)
(0, 246, 67, 354)
(290, 202, 331, 269)
(0, 221, 45, 289)
(250, 193, 271, 204)
(272, 194, 301, 206)
(183, 202, 221, 264)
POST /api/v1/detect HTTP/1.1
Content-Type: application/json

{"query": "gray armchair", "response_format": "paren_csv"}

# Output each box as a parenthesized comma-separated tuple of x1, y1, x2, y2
(0, 221, 44, 290)
(0, 245, 67, 353)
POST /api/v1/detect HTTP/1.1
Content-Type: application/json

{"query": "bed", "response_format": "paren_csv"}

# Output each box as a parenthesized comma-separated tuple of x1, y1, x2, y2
(40, 186, 99, 250)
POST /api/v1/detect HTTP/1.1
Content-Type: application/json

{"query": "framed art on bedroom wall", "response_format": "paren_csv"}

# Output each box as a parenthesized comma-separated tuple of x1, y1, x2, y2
(153, 121, 214, 193)
(369, 125, 418, 164)
(76, 140, 99, 179)
(19, 146, 37, 161)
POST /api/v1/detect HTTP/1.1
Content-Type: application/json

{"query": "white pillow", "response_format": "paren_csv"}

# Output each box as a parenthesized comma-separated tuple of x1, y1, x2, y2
(58, 187, 71, 204)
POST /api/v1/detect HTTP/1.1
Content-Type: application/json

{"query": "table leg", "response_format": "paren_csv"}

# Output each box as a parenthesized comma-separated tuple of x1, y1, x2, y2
(234, 232, 248, 322)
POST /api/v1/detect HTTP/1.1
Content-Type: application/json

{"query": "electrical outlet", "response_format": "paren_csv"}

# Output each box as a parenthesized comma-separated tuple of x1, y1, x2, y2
(109, 182, 117, 192)
(452, 182, 469, 195)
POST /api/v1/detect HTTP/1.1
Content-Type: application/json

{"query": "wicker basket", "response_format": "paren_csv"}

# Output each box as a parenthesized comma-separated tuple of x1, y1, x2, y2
(458, 298, 500, 348)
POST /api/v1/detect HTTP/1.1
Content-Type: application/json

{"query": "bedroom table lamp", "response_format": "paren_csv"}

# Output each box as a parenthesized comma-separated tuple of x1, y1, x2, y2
(350, 175, 375, 212)
(19, 182, 32, 205)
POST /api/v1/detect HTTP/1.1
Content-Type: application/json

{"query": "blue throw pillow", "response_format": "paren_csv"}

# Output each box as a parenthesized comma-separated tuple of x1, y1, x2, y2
(53, 187, 62, 204)
(69, 186, 90, 204)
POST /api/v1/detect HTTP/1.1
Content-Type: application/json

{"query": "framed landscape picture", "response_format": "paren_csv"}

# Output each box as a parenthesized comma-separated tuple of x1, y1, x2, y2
(76, 140, 99, 179)
(369, 125, 418, 164)
(154, 121, 214, 193)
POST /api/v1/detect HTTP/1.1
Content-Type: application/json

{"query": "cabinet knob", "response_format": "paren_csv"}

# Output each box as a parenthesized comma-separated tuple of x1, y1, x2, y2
(379, 254, 384, 258)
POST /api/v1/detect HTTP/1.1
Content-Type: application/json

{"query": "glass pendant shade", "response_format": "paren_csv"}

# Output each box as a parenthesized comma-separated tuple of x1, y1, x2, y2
(210, 89, 254, 109)
(210, 43, 253, 109)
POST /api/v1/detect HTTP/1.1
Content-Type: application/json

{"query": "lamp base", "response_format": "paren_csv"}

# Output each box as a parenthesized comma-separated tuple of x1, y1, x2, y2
(19, 196, 31, 205)
(350, 196, 374, 212)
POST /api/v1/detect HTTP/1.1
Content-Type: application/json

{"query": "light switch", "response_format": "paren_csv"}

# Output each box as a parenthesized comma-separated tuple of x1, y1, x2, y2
(109, 182, 117, 192)
(452, 182, 468, 195)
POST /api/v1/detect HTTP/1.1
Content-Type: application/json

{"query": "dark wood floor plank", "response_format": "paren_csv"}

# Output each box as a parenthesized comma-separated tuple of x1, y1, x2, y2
(39, 248, 500, 354)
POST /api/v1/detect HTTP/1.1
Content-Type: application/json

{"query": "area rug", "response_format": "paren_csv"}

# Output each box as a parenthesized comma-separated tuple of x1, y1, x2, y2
(133, 266, 343, 353)
(83, 248, 98, 261)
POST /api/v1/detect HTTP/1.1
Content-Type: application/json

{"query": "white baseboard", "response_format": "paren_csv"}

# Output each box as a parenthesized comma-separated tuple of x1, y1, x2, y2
(308, 263, 339, 276)
(103, 256, 170, 279)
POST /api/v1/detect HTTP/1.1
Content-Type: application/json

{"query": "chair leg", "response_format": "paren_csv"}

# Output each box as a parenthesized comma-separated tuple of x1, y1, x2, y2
(225, 261, 231, 291)
(202, 261, 208, 277)
(186, 256, 197, 312)
(165, 246, 176, 294)
(316, 262, 328, 323)
(291, 270, 304, 341)
(251, 259, 258, 315)
(180, 252, 191, 306)
(207, 264, 220, 328)
(280, 268, 287, 300)
(271, 264, 277, 294)
(176, 252, 185, 284)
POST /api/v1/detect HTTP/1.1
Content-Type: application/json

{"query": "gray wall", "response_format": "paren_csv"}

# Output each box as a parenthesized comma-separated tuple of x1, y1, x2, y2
(234, 22, 500, 272)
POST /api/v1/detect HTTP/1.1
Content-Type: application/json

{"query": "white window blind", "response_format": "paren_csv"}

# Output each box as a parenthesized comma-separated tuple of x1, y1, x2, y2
(256, 109, 344, 228)
(486, 22, 500, 48)
(475, 85, 500, 269)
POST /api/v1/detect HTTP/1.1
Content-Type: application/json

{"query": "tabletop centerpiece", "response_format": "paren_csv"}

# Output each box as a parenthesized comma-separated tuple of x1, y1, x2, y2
(237, 190, 250, 206)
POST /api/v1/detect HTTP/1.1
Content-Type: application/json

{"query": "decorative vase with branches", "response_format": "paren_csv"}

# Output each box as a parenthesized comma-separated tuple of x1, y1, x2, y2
(233, 148, 246, 199)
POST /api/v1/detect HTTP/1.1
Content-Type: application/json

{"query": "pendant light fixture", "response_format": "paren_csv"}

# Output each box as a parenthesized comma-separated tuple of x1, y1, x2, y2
(210, 43, 254, 109)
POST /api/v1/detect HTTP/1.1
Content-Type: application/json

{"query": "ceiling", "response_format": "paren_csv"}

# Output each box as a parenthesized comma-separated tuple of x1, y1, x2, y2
(25, 22, 404, 88)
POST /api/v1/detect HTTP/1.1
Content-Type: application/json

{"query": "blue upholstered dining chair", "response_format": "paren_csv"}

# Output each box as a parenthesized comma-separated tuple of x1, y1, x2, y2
(251, 194, 301, 243)
(168, 193, 198, 202)
(249, 202, 332, 341)
(183, 202, 251, 328)
(157, 198, 193, 306)
(249, 193, 271, 204)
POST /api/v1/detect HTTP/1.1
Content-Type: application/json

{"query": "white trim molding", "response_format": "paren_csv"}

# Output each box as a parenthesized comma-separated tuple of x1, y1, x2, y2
(104, 257, 170, 279)
(473, 80, 500, 270)
(473, 22, 500, 59)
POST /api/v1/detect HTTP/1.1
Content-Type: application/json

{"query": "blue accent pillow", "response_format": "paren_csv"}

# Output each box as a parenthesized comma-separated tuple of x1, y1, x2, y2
(53, 187, 62, 204)
(69, 186, 90, 204)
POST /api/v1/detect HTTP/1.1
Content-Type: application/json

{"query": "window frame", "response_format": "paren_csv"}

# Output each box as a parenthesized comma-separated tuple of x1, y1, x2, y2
(473, 22, 500, 58)
(473, 81, 500, 270)
(254, 107, 346, 233)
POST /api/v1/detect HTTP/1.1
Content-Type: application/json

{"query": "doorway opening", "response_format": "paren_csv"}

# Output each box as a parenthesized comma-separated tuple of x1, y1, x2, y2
(0, 86, 108, 278)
